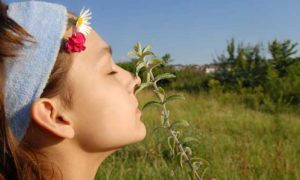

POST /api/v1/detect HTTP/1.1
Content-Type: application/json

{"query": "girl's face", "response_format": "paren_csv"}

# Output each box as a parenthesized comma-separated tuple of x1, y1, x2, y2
(65, 29, 146, 152)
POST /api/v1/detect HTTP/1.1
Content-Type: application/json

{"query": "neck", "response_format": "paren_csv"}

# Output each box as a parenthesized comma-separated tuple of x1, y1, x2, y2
(22, 122, 119, 180)
(39, 141, 118, 180)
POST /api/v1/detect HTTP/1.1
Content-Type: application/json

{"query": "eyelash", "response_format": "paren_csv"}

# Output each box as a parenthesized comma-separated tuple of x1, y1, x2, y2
(108, 71, 117, 75)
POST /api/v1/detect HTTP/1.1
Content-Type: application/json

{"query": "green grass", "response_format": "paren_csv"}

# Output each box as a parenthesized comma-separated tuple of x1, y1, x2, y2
(96, 90, 300, 180)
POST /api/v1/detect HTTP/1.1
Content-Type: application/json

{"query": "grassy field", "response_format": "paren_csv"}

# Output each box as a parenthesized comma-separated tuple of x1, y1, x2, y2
(96, 90, 300, 180)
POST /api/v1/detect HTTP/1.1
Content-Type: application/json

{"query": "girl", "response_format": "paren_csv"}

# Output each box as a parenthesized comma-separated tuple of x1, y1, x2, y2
(0, 1, 146, 179)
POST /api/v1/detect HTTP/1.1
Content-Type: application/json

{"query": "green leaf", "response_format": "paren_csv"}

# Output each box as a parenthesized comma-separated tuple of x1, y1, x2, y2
(149, 58, 165, 67)
(190, 157, 210, 166)
(133, 42, 142, 57)
(182, 137, 199, 144)
(174, 130, 181, 138)
(142, 44, 152, 53)
(137, 42, 142, 56)
(142, 51, 155, 58)
(170, 119, 190, 128)
(134, 82, 152, 95)
(149, 58, 164, 64)
(135, 61, 147, 76)
(164, 94, 185, 103)
(201, 167, 209, 179)
(169, 149, 175, 158)
(149, 58, 165, 73)
(128, 50, 137, 56)
(179, 153, 184, 168)
(184, 147, 192, 156)
(142, 100, 162, 111)
(192, 161, 202, 170)
(133, 42, 139, 53)
(167, 136, 174, 151)
(153, 87, 165, 96)
(154, 73, 176, 83)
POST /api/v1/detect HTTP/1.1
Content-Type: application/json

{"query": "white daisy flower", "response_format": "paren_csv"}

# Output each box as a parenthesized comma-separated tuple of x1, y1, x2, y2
(76, 7, 92, 36)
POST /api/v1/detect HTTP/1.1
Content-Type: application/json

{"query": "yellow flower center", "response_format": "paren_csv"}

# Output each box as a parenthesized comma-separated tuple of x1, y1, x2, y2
(77, 17, 83, 26)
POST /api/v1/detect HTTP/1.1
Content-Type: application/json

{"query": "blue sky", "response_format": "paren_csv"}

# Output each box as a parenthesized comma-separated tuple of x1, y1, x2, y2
(6, 0, 300, 65)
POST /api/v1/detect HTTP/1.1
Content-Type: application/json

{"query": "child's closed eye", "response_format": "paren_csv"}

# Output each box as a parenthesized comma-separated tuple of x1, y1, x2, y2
(108, 71, 117, 75)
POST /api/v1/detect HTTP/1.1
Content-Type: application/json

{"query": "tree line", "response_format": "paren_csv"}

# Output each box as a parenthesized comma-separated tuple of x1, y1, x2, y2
(118, 39, 300, 111)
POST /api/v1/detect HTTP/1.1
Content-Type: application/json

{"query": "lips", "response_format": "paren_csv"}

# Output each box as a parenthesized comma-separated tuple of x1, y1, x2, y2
(136, 103, 140, 110)
(136, 106, 141, 114)
(134, 98, 139, 108)
(135, 102, 141, 113)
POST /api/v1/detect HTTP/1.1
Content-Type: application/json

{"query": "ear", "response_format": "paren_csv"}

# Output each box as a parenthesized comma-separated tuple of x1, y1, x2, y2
(31, 98, 75, 139)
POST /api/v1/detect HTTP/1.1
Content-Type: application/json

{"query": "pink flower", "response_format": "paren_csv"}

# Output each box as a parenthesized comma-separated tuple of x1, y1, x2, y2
(65, 32, 86, 53)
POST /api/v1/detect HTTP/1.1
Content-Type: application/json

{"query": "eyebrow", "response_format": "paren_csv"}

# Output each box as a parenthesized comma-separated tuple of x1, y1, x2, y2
(98, 45, 113, 66)
(102, 45, 113, 56)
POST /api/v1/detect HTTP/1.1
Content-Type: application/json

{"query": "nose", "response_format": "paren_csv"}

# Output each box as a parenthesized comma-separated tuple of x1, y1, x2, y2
(130, 72, 141, 94)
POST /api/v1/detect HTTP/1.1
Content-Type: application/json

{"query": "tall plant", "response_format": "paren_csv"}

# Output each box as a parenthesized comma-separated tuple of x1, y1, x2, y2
(128, 42, 208, 180)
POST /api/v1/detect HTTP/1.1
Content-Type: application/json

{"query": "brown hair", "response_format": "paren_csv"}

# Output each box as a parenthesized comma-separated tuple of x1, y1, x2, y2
(0, 1, 75, 179)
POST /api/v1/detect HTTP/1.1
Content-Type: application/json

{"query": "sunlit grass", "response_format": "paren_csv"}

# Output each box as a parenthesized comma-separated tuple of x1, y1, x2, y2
(96, 90, 300, 180)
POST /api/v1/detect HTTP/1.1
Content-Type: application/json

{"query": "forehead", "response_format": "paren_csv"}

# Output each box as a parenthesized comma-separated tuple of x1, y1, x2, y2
(65, 27, 111, 65)
(86, 29, 112, 65)
(85, 29, 108, 54)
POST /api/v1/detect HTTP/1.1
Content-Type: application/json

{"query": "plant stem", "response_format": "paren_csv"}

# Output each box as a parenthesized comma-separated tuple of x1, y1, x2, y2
(148, 70, 202, 180)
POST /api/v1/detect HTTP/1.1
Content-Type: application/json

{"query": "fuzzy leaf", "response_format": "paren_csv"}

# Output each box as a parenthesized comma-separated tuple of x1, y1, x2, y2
(164, 94, 185, 104)
(173, 130, 181, 138)
(179, 153, 184, 168)
(134, 82, 152, 95)
(128, 50, 137, 56)
(149, 58, 165, 68)
(142, 100, 162, 110)
(192, 161, 202, 170)
(142, 51, 155, 58)
(149, 59, 165, 74)
(167, 136, 174, 151)
(191, 157, 209, 166)
(133, 42, 139, 53)
(153, 87, 165, 96)
(184, 147, 192, 156)
(142, 44, 152, 53)
(135, 61, 147, 76)
(149, 58, 164, 64)
(137, 42, 142, 56)
(169, 149, 175, 158)
(170, 119, 190, 128)
(154, 73, 176, 83)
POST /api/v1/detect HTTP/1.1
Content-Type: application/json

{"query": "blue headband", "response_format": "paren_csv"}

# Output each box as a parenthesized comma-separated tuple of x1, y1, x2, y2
(4, 1, 68, 141)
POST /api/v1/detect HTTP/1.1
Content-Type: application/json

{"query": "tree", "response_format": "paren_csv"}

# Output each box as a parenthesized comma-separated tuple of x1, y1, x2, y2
(161, 53, 174, 66)
(268, 40, 298, 77)
(214, 38, 268, 91)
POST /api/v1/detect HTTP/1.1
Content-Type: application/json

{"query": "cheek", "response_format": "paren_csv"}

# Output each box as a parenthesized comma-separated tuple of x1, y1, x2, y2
(72, 81, 145, 152)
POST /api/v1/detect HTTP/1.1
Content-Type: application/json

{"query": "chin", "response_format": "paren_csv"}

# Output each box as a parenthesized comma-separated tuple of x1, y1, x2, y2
(110, 123, 147, 150)
(135, 121, 147, 142)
